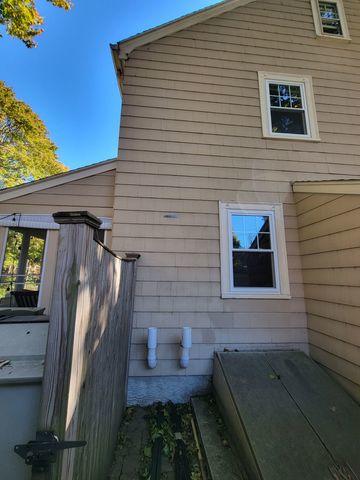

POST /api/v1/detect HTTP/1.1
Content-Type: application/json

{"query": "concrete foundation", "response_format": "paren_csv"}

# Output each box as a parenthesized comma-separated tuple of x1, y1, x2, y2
(127, 375, 212, 405)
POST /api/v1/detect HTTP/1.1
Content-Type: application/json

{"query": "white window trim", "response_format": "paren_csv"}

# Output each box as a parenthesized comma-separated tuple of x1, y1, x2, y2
(37, 229, 50, 308)
(0, 226, 9, 281)
(219, 202, 291, 299)
(310, 0, 350, 40)
(258, 71, 320, 142)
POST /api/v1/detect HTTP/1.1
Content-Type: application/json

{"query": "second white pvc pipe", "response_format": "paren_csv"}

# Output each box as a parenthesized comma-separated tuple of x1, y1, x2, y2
(180, 326, 192, 369)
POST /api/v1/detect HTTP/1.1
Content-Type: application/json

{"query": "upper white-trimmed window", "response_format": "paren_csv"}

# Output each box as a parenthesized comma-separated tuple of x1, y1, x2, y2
(258, 72, 320, 141)
(311, 0, 350, 39)
(219, 202, 290, 299)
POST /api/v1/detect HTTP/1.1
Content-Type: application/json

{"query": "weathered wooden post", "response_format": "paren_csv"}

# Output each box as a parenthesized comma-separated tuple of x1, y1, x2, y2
(32, 211, 101, 480)
(31, 211, 138, 480)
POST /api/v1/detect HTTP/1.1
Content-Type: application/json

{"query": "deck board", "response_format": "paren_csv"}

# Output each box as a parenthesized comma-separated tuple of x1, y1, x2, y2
(215, 352, 337, 480)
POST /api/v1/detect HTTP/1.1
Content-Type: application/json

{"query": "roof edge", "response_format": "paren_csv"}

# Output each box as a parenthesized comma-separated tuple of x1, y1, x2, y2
(0, 158, 118, 202)
(293, 179, 360, 195)
(111, 0, 255, 62)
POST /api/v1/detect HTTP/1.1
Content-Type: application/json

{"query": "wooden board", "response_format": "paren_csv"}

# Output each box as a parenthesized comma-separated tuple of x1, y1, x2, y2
(108, 408, 149, 479)
(265, 351, 360, 474)
(191, 396, 247, 480)
(215, 352, 337, 480)
(36, 215, 138, 480)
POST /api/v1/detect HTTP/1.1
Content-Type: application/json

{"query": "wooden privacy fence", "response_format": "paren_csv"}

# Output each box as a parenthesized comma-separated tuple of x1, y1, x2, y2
(34, 211, 139, 480)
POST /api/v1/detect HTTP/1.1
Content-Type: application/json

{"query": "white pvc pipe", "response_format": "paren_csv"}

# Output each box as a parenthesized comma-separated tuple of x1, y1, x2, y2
(147, 327, 157, 369)
(180, 326, 192, 368)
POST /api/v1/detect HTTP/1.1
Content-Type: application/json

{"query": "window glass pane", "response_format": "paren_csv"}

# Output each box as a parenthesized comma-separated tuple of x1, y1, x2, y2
(279, 85, 291, 108)
(258, 233, 271, 249)
(269, 83, 279, 95)
(271, 109, 307, 135)
(319, 1, 340, 18)
(233, 232, 258, 249)
(290, 85, 301, 97)
(0, 227, 46, 307)
(233, 234, 241, 249)
(232, 251, 275, 288)
(278, 85, 290, 100)
(291, 97, 302, 109)
(319, 1, 343, 35)
(270, 95, 280, 107)
(232, 215, 270, 250)
(232, 215, 269, 233)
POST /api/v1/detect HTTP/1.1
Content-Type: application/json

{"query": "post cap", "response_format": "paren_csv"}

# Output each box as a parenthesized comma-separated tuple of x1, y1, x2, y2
(53, 211, 102, 229)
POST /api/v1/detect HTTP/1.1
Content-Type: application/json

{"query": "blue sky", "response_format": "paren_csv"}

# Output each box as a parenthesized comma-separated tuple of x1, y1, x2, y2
(0, 0, 220, 170)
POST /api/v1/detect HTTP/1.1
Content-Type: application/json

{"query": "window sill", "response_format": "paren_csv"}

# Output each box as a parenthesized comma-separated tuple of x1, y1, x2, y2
(263, 134, 321, 142)
(221, 292, 291, 300)
(315, 33, 351, 42)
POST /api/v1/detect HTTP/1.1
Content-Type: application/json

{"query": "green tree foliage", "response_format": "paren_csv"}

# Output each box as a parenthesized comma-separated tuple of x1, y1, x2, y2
(0, 81, 68, 188)
(0, 0, 72, 47)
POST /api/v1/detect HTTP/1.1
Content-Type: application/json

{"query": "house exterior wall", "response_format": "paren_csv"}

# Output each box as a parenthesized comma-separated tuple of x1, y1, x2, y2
(0, 170, 116, 218)
(295, 192, 360, 402)
(113, 0, 360, 397)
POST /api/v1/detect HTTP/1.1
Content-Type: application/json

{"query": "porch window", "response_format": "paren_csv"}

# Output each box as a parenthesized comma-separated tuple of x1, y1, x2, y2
(258, 72, 320, 141)
(310, 0, 350, 39)
(219, 203, 290, 299)
(0, 227, 46, 307)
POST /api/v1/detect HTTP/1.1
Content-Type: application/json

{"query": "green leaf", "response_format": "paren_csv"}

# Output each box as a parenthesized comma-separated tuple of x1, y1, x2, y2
(143, 445, 152, 458)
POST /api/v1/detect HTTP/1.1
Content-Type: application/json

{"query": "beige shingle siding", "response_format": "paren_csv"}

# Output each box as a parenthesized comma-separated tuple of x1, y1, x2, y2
(295, 192, 360, 401)
(113, 0, 360, 377)
(0, 171, 116, 218)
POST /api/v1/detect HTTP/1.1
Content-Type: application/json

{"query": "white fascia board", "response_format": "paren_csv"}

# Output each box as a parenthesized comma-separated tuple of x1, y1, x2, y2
(0, 159, 117, 202)
(113, 0, 256, 59)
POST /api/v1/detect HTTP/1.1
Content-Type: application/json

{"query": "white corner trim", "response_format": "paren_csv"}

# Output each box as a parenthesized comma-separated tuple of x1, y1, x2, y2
(0, 159, 117, 202)
(219, 201, 290, 299)
(0, 214, 112, 230)
(258, 71, 320, 142)
(115, 0, 257, 58)
(310, 0, 350, 40)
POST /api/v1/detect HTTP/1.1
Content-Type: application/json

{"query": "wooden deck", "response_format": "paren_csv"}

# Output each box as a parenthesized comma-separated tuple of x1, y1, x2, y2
(213, 351, 360, 480)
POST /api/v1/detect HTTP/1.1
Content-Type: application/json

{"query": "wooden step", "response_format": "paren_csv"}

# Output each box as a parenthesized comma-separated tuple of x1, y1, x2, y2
(213, 351, 360, 480)
(191, 396, 247, 480)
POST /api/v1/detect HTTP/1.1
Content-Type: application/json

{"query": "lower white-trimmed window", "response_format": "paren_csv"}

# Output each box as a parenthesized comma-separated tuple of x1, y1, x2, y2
(258, 72, 320, 141)
(219, 202, 290, 299)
